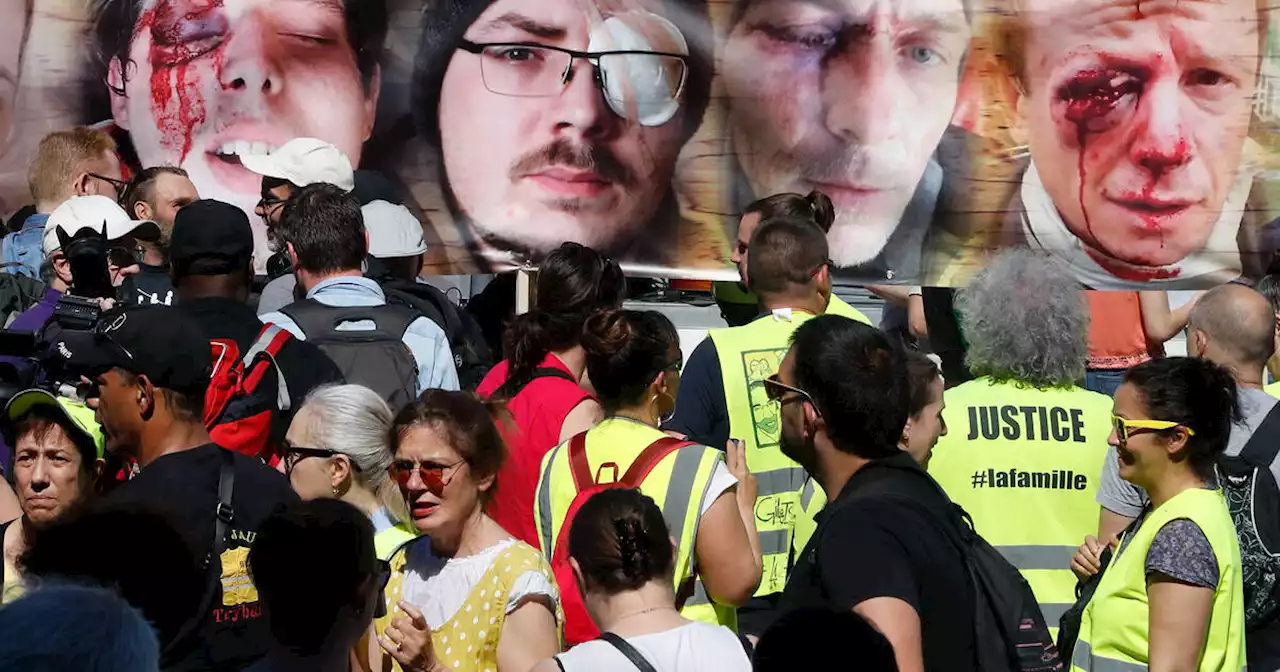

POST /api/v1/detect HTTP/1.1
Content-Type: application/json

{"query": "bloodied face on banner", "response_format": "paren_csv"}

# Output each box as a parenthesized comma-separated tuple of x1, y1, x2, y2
(722, 0, 971, 272)
(1010, 0, 1262, 281)
(91, 0, 385, 260)
(417, 0, 712, 267)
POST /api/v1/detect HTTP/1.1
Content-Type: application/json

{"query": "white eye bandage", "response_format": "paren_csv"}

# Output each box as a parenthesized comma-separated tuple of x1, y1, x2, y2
(587, 13, 688, 127)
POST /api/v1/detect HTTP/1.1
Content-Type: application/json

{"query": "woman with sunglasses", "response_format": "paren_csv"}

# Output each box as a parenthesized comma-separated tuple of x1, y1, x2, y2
(535, 309, 761, 645)
(1069, 357, 1246, 671)
(281, 385, 416, 560)
(371, 390, 562, 672)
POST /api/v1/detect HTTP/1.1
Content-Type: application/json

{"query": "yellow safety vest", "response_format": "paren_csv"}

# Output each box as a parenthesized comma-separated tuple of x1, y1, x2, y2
(825, 294, 872, 325)
(1266, 381, 1280, 399)
(374, 523, 419, 561)
(1072, 488, 1245, 671)
(709, 310, 820, 597)
(929, 378, 1112, 630)
(533, 418, 735, 629)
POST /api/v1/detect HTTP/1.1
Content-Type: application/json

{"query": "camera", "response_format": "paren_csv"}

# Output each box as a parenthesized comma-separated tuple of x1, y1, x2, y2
(0, 224, 132, 406)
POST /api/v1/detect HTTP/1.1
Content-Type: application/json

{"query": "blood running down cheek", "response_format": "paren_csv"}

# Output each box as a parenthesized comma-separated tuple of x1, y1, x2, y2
(1057, 67, 1144, 240)
(139, 0, 230, 163)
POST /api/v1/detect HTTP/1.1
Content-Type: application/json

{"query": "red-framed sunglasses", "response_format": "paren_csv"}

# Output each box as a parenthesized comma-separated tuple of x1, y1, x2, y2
(389, 458, 466, 494)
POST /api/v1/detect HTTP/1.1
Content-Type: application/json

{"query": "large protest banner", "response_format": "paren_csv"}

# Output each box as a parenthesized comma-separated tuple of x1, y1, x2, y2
(0, 0, 1276, 289)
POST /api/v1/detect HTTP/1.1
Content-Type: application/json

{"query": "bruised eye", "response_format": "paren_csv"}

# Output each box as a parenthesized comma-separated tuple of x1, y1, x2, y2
(150, 0, 229, 65)
(757, 24, 839, 52)
(1057, 68, 1143, 127)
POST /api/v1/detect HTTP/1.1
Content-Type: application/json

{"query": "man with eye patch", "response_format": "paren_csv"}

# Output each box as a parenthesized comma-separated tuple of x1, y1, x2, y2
(992, 0, 1277, 289)
(86, 0, 388, 272)
(721, 0, 973, 283)
(413, 0, 714, 272)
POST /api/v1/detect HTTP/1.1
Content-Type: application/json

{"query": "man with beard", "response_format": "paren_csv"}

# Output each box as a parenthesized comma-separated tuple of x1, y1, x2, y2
(413, 0, 713, 272)
(668, 214, 835, 639)
(87, 0, 388, 269)
(720, 0, 972, 282)
(120, 166, 200, 305)
(773, 316, 976, 672)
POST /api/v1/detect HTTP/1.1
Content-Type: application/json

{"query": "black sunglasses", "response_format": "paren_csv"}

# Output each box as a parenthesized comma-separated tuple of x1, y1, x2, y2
(763, 373, 819, 413)
(280, 441, 362, 476)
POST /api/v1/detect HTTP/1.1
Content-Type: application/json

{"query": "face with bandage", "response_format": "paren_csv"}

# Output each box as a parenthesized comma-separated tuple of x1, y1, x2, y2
(436, 0, 692, 254)
(1017, 0, 1259, 271)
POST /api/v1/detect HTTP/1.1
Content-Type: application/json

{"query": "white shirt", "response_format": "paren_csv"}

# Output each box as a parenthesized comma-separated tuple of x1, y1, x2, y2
(554, 621, 751, 672)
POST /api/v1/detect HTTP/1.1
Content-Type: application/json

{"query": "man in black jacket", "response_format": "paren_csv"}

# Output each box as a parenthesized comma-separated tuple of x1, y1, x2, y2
(169, 200, 343, 447)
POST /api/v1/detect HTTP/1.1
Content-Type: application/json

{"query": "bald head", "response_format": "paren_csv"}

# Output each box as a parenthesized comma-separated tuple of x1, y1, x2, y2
(1188, 284, 1276, 370)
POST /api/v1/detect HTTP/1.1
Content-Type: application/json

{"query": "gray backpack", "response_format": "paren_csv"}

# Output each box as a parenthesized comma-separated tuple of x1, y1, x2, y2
(279, 299, 419, 411)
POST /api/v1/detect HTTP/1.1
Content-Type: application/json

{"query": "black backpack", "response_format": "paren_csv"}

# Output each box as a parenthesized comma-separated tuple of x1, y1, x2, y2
(823, 462, 1063, 672)
(378, 279, 493, 392)
(278, 299, 419, 411)
(1215, 403, 1280, 628)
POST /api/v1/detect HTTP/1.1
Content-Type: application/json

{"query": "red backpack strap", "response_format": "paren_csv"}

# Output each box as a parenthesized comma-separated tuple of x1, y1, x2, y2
(240, 324, 293, 410)
(567, 431, 593, 492)
(204, 338, 242, 427)
(619, 437, 696, 487)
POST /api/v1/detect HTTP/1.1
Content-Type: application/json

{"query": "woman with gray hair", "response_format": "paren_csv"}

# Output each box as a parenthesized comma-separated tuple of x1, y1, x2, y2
(928, 249, 1115, 631)
(279, 384, 417, 559)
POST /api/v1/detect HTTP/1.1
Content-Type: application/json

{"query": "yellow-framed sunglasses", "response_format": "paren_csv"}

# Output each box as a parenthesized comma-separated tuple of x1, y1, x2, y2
(1111, 415, 1195, 443)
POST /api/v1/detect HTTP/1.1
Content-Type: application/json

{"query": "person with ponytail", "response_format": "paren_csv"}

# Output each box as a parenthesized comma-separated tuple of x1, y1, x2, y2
(280, 384, 417, 560)
(534, 309, 761, 645)
(370, 390, 562, 672)
(1068, 358, 1246, 670)
(716, 189, 871, 327)
(477, 242, 627, 549)
(531, 489, 752, 672)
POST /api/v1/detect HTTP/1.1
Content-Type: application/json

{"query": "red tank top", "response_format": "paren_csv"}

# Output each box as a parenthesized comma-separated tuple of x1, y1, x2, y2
(476, 354, 592, 549)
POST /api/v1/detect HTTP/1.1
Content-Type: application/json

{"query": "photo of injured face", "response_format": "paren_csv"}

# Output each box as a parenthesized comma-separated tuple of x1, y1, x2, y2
(988, 0, 1277, 288)
(413, 0, 717, 273)
(87, 0, 386, 266)
(721, 0, 973, 282)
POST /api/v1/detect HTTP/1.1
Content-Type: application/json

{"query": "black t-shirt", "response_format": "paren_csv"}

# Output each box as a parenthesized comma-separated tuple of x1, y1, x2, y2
(779, 454, 978, 671)
(107, 444, 299, 671)
(121, 264, 176, 306)
(177, 296, 344, 443)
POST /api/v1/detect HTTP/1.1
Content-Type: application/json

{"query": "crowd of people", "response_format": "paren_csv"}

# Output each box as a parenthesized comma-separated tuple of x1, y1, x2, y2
(0, 125, 1277, 672)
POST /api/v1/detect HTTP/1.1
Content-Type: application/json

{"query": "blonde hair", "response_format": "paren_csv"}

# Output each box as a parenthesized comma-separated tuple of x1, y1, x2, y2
(27, 127, 117, 205)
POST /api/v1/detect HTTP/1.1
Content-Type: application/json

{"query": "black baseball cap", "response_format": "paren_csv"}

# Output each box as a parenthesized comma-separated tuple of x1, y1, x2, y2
(53, 305, 211, 396)
(170, 199, 254, 275)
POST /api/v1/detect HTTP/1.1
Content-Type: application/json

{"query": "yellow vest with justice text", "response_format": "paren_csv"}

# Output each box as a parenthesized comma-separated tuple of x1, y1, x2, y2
(533, 417, 735, 628)
(929, 378, 1113, 632)
(1071, 488, 1245, 671)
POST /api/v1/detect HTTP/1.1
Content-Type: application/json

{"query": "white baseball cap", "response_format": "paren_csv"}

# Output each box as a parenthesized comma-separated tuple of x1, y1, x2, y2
(42, 195, 151, 256)
(363, 200, 427, 258)
(240, 138, 355, 192)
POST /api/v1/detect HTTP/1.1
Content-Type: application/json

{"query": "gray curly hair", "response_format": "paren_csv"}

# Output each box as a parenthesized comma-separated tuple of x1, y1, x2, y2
(957, 249, 1088, 388)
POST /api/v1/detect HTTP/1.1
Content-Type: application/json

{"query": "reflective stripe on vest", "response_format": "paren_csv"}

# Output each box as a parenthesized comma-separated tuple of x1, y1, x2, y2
(709, 312, 817, 597)
(532, 419, 732, 629)
(1072, 488, 1245, 671)
(929, 378, 1113, 628)
(792, 477, 826, 561)
(1070, 640, 1146, 672)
